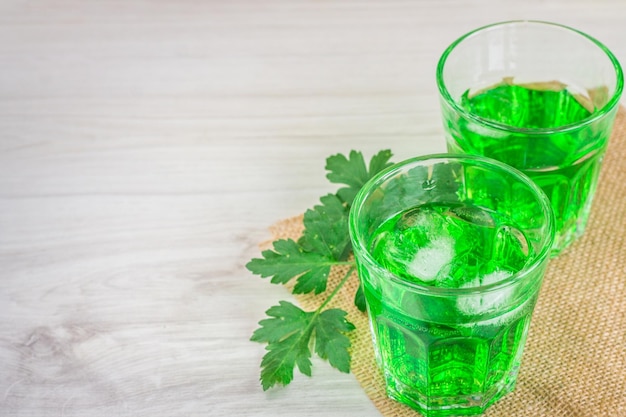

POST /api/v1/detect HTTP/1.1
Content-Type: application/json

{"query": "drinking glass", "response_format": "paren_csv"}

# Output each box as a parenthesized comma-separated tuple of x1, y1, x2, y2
(437, 20, 623, 254)
(349, 154, 555, 416)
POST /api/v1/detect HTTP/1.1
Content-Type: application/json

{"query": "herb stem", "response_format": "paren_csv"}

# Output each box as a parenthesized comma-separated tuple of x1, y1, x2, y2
(316, 266, 356, 313)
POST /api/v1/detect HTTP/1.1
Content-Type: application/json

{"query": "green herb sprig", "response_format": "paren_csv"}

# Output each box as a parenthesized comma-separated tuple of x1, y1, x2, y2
(247, 150, 393, 390)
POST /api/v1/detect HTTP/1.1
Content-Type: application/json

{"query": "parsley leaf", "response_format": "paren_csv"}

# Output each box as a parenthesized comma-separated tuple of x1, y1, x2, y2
(353, 284, 366, 312)
(251, 300, 355, 391)
(299, 194, 351, 261)
(246, 193, 352, 295)
(314, 309, 355, 372)
(250, 301, 313, 390)
(249, 150, 396, 391)
(246, 239, 335, 294)
(326, 149, 393, 204)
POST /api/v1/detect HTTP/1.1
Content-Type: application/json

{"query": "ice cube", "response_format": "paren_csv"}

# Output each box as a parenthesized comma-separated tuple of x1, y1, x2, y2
(406, 236, 454, 282)
(481, 270, 511, 286)
(397, 206, 434, 230)
(456, 269, 514, 315)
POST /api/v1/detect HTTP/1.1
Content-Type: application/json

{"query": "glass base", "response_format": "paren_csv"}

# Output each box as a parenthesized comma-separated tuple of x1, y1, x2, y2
(384, 366, 519, 417)
(549, 213, 590, 257)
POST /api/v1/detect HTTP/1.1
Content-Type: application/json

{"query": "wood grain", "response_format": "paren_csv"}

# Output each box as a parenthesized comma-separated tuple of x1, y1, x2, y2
(0, 1, 625, 416)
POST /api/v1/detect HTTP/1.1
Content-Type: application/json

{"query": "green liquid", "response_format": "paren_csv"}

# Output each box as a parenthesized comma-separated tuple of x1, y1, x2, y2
(450, 82, 610, 252)
(462, 82, 593, 129)
(366, 203, 539, 416)
(371, 203, 531, 287)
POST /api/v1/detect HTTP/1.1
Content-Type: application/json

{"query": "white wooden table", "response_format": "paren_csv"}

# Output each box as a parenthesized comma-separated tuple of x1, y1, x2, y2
(1, 1, 624, 416)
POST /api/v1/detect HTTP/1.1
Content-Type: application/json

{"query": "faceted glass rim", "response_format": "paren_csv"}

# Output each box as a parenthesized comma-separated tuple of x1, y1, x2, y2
(436, 20, 624, 134)
(348, 153, 556, 296)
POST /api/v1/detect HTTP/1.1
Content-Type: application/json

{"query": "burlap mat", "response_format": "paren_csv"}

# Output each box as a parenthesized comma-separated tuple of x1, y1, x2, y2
(261, 108, 626, 417)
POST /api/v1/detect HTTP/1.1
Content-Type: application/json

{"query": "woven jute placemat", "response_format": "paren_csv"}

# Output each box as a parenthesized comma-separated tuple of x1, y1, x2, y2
(262, 107, 626, 416)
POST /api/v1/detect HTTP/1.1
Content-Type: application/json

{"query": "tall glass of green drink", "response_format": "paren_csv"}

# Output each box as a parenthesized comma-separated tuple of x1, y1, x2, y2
(437, 21, 623, 254)
(349, 154, 555, 416)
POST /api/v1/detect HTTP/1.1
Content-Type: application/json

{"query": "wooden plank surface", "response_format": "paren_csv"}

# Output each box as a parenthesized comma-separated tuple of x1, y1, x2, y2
(0, 1, 625, 416)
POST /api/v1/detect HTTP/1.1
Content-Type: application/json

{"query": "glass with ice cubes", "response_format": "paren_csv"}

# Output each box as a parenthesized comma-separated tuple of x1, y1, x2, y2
(349, 154, 555, 417)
